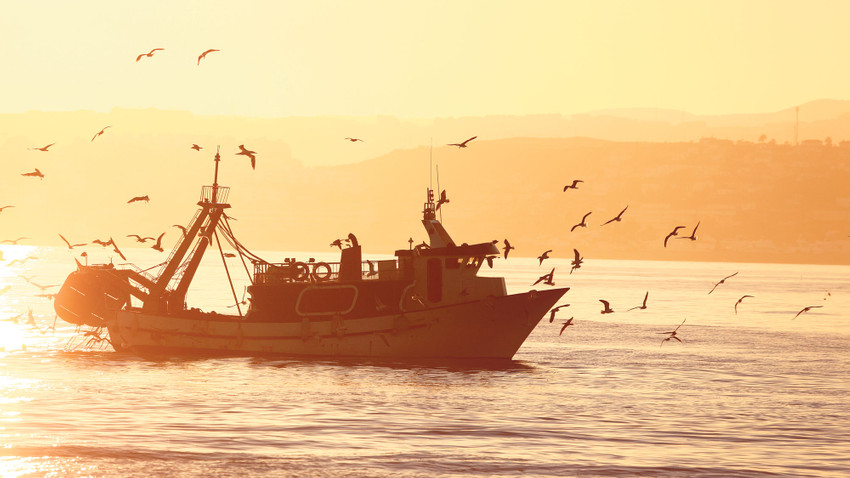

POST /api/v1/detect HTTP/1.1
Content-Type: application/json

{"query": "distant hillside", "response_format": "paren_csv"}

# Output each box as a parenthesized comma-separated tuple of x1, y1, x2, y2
(2, 109, 850, 265)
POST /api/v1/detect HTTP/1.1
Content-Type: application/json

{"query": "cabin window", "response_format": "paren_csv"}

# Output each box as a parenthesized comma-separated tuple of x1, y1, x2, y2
(427, 258, 442, 303)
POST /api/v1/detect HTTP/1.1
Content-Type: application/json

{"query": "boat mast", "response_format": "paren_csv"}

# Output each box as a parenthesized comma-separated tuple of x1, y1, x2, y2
(143, 148, 230, 314)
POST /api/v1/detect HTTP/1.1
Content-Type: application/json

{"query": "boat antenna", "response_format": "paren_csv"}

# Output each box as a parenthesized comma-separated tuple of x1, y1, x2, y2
(429, 137, 433, 194)
(212, 145, 221, 203)
(436, 164, 442, 223)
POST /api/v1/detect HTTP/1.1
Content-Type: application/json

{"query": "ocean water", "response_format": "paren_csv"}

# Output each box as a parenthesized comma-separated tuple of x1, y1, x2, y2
(0, 245, 848, 477)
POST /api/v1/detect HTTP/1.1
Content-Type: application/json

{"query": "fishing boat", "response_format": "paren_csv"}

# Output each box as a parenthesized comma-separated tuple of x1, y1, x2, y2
(53, 151, 568, 359)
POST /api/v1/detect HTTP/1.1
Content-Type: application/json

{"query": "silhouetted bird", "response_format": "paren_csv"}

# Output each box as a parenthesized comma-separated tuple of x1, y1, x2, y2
(708, 271, 738, 294)
(571, 212, 592, 232)
(173, 224, 187, 237)
(344, 137, 364, 142)
(1, 237, 30, 245)
(136, 48, 164, 62)
(563, 179, 583, 191)
(91, 126, 111, 142)
(549, 304, 570, 323)
(570, 248, 583, 274)
(601, 206, 628, 226)
(503, 239, 515, 259)
(127, 234, 154, 243)
(484, 256, 495, 268)
(21, 169, 44, 179)
(127, 195, 150, 204)
(236, 144, 257, 169)
(436, 190, 450, 210)
(58, 234, 86, 249)
(366, 260, 378, 277)
(91, 238, 111, 247)
(599, 299, 614, 314)
(537, 249, 552, 265)
(678, 221, 700, 241)
(0, 205, 14, 214)
(347, 233, 359, 248)
(191, 144, 202, 151)
(664, 226, 686, 248)
(627, 291, 649, 311)
(559, 317, 575, 335)
(447, 136, 477, 148)
(792, 305, 823, 320)
(151, 232, 166, 252)
(533, 268, 555, 286)
(197, 48, 219, 65)
(330, 239, 343, 249)
(30, 143, 55, 152)
(735, 295, 753, 314)
(109, 237, 127, 261)
(659, 318, 685, 346)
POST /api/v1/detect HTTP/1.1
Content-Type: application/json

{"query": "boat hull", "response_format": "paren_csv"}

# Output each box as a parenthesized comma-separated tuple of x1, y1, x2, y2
(107, 288, 567, 359)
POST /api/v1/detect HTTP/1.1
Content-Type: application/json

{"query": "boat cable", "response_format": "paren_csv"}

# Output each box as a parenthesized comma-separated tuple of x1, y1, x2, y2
(220, 215, 255, 285)
(213, 229, 243, 318)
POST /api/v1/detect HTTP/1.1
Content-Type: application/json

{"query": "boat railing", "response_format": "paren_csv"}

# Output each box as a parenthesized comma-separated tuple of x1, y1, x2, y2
(200, 185, 230, 205)
(253, 259, 402, 285)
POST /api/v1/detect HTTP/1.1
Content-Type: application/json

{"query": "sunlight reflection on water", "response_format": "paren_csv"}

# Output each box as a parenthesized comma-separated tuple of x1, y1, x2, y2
(0, 249, 848, 477)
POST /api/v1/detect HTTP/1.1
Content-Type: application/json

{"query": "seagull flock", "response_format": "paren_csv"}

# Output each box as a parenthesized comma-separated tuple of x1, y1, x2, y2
(0, 55, 836, 350)
(526, 177, 832, 344)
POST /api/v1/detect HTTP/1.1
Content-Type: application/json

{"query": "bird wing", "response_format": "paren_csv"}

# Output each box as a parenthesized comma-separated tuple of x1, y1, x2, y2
(462, 136, 477, 145)
(599, 299, 610, 307)
(573, 249, 581, 261)
(601, 217, 616, 226)
(582, 211, 592, 221)
(58, 234, 71, 248)
(723, 271, 739, 281)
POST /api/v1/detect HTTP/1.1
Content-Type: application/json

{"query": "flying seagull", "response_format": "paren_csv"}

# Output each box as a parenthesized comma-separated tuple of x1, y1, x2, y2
(734, 295, 754, 314)
(571, 212, 592, 232)
(563, 180, 583, 191)
(537, 249, 552, 266)
(659, 318, 686, 346)
(559, 317, 575, 335)
(708, 271, 738, 294)
(549, 304, 570, 323)
(136, 48, 164, 62)
(236, 144, 257, 169)
(191, 144, 202, 151)
(533, 268, 555, 286)
(601, 206, 629, 226)
(30, 143, 55, 152)
(151, 232, 166, 252)
(678, 221, 700, 241)
(627, 291, 649, 311)
(447, 136, 477, 148)
(436, 190, 450, 210)
(792, 305, 823, 320)
(58, 234, 86, 249)
(570, 248, 583, 274)
(599, 299, 614, 314)
(664, 226, 687, 248)
(197, 49, 219, 65)
(344, 137, 364, 142)
(127, 195, 150, 204)
(503, 239, 515, 259)
(91, 126, 111, 142)
(21, 169, 44, 179)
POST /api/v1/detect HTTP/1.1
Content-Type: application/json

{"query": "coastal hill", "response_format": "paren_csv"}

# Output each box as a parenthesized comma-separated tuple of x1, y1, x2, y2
(1, 105, 849, 265)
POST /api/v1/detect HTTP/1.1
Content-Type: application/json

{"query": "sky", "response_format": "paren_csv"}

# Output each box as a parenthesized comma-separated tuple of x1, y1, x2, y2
(1, 0, 848, 118)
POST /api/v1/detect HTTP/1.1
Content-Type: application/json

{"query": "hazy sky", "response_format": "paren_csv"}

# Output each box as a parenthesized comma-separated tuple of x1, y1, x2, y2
(1, 0, 847, 118)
